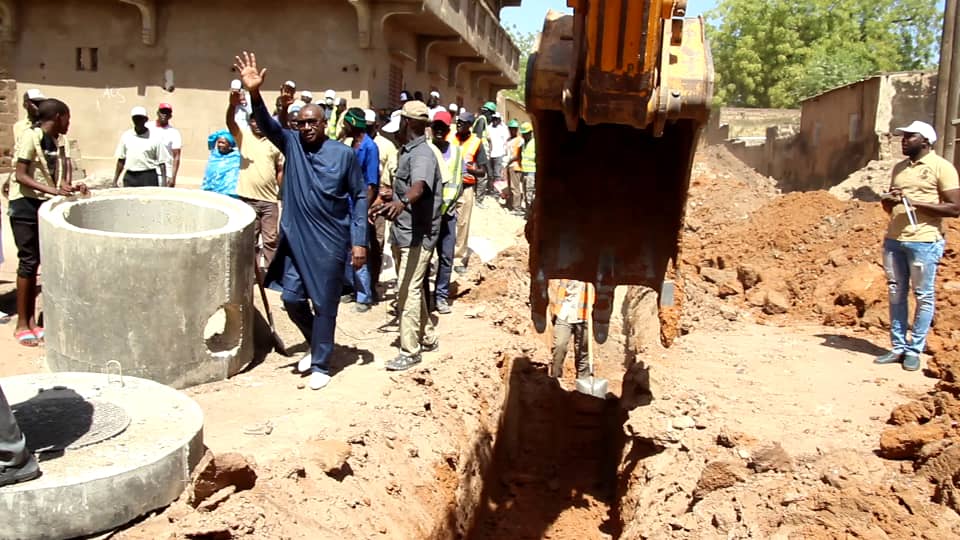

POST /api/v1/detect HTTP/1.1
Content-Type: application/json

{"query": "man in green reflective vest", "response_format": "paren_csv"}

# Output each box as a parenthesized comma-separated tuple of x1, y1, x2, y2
(424, 110, 464, 314)
(520, 122, 536, 218)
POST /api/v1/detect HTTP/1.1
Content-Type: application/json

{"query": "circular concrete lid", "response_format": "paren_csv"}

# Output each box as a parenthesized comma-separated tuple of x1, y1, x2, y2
(0, 372, 204, 540)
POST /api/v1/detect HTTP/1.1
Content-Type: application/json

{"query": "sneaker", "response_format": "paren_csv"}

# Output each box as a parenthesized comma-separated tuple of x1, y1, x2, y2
(903, 353, 921, 372)
(297, 352, 312, 373)
(0, 454, 41, 488)
(340, 294, 356, 304)
(354, 303, 372, 313)
(435, 298, 452, 315)
(874, 351, 904, 365)
(454, 266, 468, 275)
(421, 340, 439, 353)
(386, 353, 422, 371)
(309, 371, 332, 390)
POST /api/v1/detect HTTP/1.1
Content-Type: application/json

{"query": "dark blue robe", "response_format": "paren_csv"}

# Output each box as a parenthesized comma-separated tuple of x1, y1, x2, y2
(252, 96, 367, 373)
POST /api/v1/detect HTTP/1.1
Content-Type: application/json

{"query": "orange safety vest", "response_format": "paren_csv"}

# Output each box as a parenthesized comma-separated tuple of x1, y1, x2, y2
(452, 133, 483, 185)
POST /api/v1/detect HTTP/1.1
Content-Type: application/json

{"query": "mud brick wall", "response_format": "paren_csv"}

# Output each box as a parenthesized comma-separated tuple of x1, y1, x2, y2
(0, 79, 17, 173)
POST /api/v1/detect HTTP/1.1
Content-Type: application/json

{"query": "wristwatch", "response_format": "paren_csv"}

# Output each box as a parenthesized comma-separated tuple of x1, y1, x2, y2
(399, 195, 410, 207)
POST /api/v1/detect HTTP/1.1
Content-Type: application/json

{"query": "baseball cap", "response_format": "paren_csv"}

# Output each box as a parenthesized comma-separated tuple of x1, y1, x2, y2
(482, 101, 497, 112)
(399, 90, 411, 102)
(448, 103, 459, 112)
(430, 90, 441, 99)
(492, 112, 502, 119)
(287, 103, 303, 114)
(457, 110, 476, 125)
(158, 102, 173, 111)
(364, 109, 377, 124)
(400, 100, 429, 121)
(130, 106, 148, 118)
(283, 80, 297, 89)
(25, 89, 46, 101)
(432, 110, 453, 126)
(381, 110, 402, 133)
(301, 90, 313, 99)
(895, 121, 938, 144)
(508, 119, 520, 128)
(520, 122, 533, 134)
(324, 89, 336, 100)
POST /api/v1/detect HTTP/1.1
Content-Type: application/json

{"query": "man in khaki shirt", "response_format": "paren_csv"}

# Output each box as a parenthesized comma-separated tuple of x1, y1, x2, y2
(226, 90, 284, 271)
(875, 121, 960, 371)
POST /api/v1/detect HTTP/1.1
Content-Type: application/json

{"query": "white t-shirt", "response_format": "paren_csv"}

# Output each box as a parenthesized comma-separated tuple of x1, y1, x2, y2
(145, 122, 182, 169)
(487, 123, 510, 159)
(116, 128, 172, 172)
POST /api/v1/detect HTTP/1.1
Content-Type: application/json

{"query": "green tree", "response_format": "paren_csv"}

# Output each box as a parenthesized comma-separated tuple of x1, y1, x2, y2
(503, 24, 538, 103)
(707, 0, 941, 108)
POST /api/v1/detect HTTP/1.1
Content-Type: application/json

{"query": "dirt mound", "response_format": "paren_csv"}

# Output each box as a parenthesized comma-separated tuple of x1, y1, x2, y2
(829, 158, 899, 202)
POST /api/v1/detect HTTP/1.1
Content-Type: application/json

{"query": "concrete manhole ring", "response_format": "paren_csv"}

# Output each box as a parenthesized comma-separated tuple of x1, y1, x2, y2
(13, 389, 131, 452)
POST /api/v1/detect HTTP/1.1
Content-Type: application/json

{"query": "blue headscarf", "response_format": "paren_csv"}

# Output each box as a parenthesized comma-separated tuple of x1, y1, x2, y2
(201, 130, 240, 197)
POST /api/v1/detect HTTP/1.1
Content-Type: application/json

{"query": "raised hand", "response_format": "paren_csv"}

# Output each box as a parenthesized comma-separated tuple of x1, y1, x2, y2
(233, 51, 266, 93)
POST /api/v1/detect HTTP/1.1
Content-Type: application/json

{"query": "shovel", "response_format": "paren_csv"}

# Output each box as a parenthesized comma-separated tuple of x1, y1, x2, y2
(575, 283, 608, 398)
(254, 262, 288, 356)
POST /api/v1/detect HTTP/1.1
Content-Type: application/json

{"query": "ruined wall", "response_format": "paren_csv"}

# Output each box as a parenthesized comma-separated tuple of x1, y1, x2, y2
(876, 72, 937, 135)
(720, 107, 801, 139)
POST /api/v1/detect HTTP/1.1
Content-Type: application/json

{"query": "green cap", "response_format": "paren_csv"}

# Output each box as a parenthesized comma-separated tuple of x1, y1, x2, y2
(507, 119, 520, 128)
(482, 101, 497, 112)
(344, 107, 367, 129)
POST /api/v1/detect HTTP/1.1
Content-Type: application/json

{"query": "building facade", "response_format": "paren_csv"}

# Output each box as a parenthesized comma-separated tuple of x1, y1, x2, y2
(0, 0, 522, 177)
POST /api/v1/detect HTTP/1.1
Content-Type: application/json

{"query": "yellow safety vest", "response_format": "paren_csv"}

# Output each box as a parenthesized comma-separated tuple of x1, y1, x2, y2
(326, 110, 342, 139)
(521, 137, 536, 173)
(429, 139, 464, 216)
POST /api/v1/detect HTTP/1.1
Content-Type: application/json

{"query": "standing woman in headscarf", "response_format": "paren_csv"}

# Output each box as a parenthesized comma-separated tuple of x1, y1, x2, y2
(201, 130, 241, 196)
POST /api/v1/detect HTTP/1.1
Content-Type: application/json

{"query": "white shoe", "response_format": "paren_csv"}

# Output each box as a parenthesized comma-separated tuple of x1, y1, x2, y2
(309, 372, 331, 390)
(297, 353, 312, 373)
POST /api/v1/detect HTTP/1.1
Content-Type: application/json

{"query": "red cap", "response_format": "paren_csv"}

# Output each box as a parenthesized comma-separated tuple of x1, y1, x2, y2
(158, 103, 173, 111)
(432, 110, 452, 126)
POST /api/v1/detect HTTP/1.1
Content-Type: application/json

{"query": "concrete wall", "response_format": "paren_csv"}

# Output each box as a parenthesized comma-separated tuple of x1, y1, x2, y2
(4, 0, 518, 178)
(722, 72, 935, 192)
(0, 80, 16, 171)
(719, 107, 801, 139)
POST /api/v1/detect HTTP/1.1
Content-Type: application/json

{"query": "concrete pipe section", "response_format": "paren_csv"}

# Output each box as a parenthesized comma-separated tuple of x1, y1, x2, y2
(39, 188, 256, 389)
(0, 372, 204, 539)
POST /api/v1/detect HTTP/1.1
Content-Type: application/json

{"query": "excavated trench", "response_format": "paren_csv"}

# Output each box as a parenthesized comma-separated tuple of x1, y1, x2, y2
(433, 286, 662, 540)
(465, 356, 628, 539)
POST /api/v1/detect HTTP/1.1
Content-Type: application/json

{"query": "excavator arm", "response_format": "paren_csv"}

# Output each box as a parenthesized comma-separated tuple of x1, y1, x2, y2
(525, 0, 714, 344)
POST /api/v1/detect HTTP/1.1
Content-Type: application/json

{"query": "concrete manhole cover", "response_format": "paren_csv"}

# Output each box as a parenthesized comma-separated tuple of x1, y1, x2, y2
(13, 389, 131, 452)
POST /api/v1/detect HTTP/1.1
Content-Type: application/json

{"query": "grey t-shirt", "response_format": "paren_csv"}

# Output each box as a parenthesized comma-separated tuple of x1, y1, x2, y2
(391, 135, 443, 249)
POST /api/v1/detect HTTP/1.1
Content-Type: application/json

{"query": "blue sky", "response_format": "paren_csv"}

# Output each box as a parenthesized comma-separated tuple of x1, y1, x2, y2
(502, 0, 718, 34)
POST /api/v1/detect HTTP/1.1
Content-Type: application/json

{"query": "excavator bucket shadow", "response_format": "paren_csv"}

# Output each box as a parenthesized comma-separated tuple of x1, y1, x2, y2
(526, 111, 701, 344)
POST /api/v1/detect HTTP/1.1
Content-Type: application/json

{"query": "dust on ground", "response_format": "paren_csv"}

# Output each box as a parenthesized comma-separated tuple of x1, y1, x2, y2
(1, 143, 959, 538)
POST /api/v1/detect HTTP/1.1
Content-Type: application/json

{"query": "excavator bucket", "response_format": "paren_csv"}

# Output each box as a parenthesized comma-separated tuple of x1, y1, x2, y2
(525, 3, 713, 344)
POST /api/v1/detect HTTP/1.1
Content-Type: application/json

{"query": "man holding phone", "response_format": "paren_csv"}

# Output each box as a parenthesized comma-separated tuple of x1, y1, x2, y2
(876, 121, 960, 371)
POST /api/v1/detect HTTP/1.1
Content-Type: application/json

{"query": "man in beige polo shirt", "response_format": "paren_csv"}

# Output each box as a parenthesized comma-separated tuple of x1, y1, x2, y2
(226, 89, 284, 271)
(875, 121, 960, 371)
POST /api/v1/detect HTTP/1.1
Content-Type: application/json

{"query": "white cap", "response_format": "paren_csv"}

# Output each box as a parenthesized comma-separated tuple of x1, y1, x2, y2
(26, 89, 46, 101)
(130, 106, 148, 118)
(895, 121, 938, 144)
(287, 102, 303, 114)
(283, 80, 296, 89)
(301, 90, 313, 99)
(381, 110, 402, 133)
(449, 103, 459, 112)
(324, 89, 336, 99)
(430, 90, 440, 98)
(492, 112, 502, 119)
(364, 108, 377, 124)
